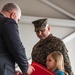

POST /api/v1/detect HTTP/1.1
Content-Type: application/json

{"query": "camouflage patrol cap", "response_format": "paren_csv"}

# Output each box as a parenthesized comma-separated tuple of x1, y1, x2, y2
(32, 18, 48, 32)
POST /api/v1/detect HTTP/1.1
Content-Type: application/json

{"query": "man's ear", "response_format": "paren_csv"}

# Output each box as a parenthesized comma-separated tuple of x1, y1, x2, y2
(10, 12, 16, 19)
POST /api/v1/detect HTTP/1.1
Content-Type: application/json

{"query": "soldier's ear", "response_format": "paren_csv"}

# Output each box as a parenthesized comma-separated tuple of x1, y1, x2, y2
(48, 26, 50, 31)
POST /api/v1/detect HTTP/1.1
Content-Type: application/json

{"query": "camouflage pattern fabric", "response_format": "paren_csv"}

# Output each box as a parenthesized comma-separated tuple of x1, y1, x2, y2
(32, 18, 47, 32)
(31, 34, 73, 75)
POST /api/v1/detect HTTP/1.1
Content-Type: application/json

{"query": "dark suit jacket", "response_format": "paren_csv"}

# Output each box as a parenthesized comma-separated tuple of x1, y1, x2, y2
(0, 13, 28, 75)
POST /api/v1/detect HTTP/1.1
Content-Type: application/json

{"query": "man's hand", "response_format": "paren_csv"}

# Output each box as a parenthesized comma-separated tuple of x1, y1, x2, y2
(15, 70, 23, 75)
(27, 65, 35, 75)
(15, 65, 35, 75)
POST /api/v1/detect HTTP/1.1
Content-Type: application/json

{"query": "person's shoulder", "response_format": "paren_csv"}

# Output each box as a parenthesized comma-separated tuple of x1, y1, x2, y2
(3, 18, 18, 29)
(51, 34, 61, 40)
(5, 18, 16, 24)
(49, 34, 63, 42)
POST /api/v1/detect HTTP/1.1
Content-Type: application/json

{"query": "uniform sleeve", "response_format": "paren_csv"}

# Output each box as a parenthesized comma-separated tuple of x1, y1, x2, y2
(56, 40, 73, 75)
(2, 18, 28, 74)
(62, 43, 73, 75)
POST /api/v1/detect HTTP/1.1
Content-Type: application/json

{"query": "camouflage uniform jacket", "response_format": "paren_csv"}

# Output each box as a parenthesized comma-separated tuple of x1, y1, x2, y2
(31, 34, 73, 75)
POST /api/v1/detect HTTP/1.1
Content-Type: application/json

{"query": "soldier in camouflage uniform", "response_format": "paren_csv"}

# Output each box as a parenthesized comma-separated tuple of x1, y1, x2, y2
(31, 18, 73, 75)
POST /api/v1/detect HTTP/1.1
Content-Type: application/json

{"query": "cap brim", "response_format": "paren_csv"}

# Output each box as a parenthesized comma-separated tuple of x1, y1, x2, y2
(35, 27, 45, 32)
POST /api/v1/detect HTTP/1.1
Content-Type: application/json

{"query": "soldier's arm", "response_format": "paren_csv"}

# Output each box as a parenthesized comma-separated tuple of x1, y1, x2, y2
(59, 41, 73, 75)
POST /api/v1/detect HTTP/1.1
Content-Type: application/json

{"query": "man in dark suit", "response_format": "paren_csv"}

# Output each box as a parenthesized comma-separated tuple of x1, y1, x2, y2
(0, 3, 34, 75)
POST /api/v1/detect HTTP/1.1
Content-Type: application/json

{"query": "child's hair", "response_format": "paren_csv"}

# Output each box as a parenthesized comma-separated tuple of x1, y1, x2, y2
(48, 51, 68, 75)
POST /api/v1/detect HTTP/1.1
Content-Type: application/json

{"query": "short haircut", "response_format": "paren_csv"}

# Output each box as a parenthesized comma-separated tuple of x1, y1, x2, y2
(2, 3, 21, 13)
